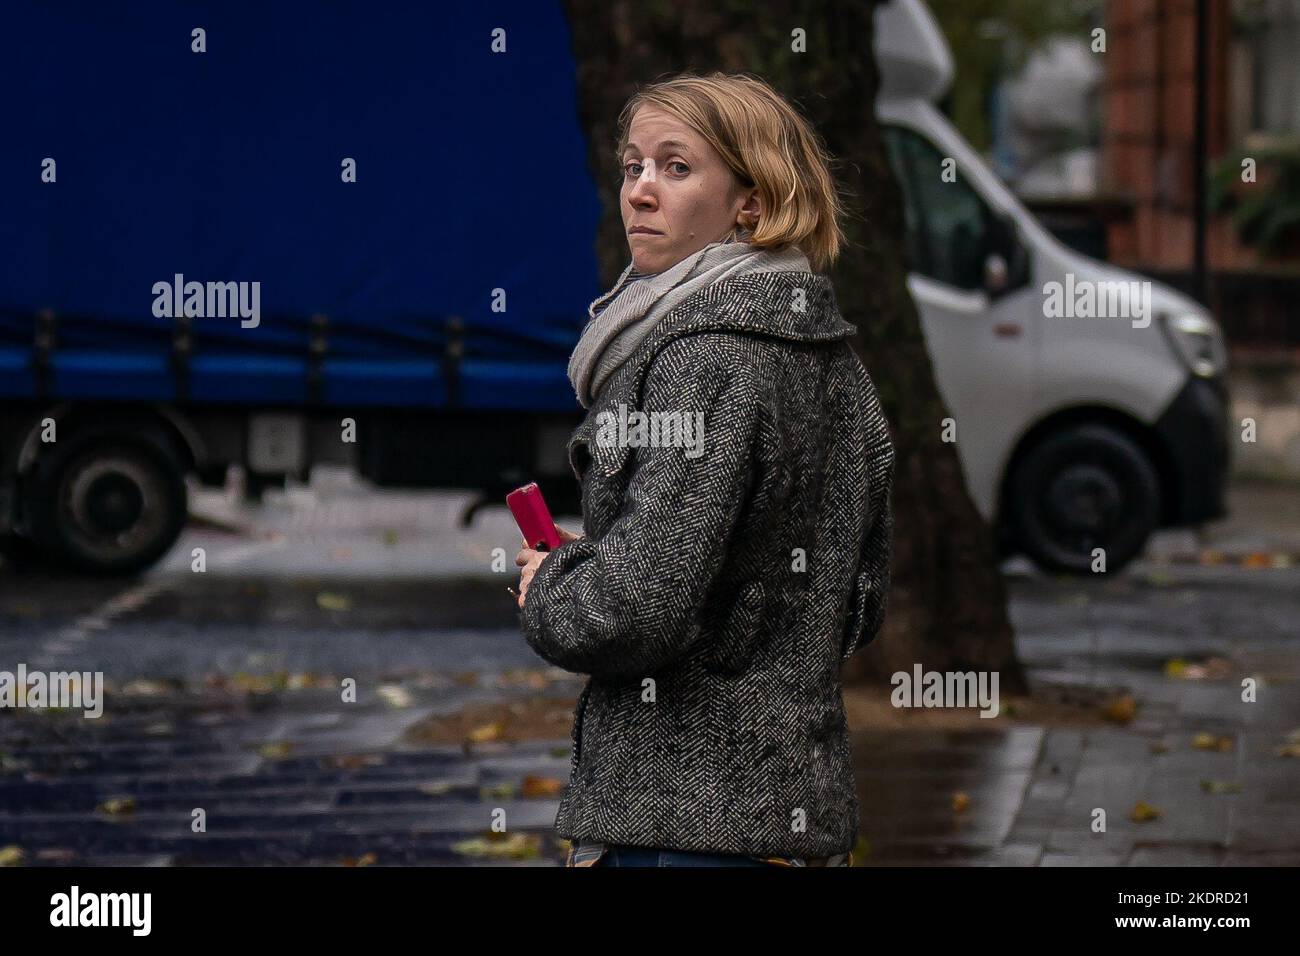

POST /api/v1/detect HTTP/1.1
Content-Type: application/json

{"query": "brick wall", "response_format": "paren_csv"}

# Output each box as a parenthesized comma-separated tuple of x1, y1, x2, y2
(1100, 0, 1298, 348)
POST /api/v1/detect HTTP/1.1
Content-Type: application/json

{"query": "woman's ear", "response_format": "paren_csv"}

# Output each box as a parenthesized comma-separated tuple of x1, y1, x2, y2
(737, 188, 762, 230)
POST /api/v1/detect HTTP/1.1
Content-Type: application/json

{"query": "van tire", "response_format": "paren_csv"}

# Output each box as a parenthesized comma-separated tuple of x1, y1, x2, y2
(26, 427, 188, 575)
(1008, 423, 1160, 574)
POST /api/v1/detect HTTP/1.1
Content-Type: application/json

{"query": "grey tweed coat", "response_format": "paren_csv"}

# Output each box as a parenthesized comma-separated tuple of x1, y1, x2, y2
(519, 267, 895, 858)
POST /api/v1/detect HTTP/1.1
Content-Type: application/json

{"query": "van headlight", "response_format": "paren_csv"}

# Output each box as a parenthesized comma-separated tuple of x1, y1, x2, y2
(1158, 312, 1226, 378)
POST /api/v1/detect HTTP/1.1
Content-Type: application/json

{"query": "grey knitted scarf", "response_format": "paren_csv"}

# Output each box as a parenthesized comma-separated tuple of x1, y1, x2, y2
(567, 239, 812, 408)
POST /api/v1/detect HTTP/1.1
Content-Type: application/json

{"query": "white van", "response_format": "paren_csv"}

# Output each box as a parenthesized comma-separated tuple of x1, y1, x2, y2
(874, 0, 1230, 573)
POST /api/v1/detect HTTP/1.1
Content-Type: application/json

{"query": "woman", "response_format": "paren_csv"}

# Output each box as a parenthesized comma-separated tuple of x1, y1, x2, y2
(516, 72, 895, 867)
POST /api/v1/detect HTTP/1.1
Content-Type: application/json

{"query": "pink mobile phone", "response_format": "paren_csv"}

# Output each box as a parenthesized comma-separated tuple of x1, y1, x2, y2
(507, 482, 562, 551)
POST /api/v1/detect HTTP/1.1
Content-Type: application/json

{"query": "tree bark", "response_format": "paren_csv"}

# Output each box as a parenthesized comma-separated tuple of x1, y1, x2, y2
(563, 0, 1026, 692)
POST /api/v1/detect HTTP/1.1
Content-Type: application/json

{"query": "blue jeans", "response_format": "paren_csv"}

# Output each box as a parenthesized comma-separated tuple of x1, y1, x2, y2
(592, 843, 769, 867)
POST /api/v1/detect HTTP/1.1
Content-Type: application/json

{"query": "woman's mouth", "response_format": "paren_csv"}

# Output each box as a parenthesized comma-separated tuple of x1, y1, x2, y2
(628, 226, 664, 236)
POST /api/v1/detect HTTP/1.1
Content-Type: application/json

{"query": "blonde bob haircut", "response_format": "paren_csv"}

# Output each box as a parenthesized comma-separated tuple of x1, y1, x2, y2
(615, 72, 846, 273)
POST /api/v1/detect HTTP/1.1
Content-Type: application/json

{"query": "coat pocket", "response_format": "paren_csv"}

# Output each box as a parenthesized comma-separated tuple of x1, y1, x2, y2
(839, 570, 877, 662)
(701, 581, 766, 675)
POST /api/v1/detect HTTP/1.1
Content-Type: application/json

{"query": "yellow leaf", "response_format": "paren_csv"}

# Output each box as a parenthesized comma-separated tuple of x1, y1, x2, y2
(0, 846, 25, 867)
(377, 685, 413, 709)
(316, 592, 352, 612)
(451, 833, 539, 860)
(97, 796, 136, 816)
(1163, 659, 1188, 679)
(1199, 779, 1242, 794)
(480, 782, 517, 800)
(1130, 801, 1162, 822)
(1191, 733, 1232, 752)
(467, 721, 504, 744)
(951, 791, 971, 813)
(256, 741, 296, 760)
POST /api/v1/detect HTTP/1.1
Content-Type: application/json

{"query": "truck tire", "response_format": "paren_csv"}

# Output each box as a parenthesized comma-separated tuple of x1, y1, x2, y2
(26, 427, 188, 575)
(1007, 423, 1161, 575)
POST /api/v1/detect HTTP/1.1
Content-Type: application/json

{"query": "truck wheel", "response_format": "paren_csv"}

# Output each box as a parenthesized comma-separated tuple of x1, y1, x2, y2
(26, 428, 188, 575)
(1007, 423, 1160, 575)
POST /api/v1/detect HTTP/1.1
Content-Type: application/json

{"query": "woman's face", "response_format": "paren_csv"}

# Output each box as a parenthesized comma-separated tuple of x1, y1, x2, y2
(620, 106, 758, 275)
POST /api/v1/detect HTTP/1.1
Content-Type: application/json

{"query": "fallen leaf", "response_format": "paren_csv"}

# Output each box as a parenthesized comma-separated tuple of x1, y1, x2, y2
(1191, 732, 1233, 752)
(1199, 779, 1242, 794)
(1274, 743, 1300, 758)
(1242, 552, 1273, 569)
(1163, 659, 1188, 679)
(1130, 801, 1162, 822)
(1103, 695, 1137, 724)
(96, 796, 136, 816)
(451, 833, 539, 860)
(316, 592, 352, 612)
(480, 782, 517, 800)
(467, 721, 504, 744)
(340, 852, 377, 867)
(419, 781, 456, 796)
(1149, 740, 1171, 754)
(256, 742, 296, 760)
(381, 529, 399, 546)
(120, 679, 176, 697)
(328, 754, 384, 771)
(0, 846, 25, 867)
(328, 547, 354, 561)
(521, 776, 564, 798)
(377, 684, 413, 709)
(951, 791, 971, 813)
(34, 848, 75, 863)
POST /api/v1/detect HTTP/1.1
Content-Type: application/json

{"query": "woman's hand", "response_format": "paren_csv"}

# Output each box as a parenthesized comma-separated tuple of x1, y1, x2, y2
(515, 526, 581, 610)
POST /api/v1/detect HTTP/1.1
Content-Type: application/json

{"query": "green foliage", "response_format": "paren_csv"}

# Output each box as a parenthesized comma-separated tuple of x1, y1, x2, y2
(1208, 147, 1300, 256)
(927, 0, 1099, 151)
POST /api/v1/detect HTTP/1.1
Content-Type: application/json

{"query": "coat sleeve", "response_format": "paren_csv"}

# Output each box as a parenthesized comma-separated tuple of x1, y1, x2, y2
(840, 366, 896, 660)
(519, 336, 763, 681)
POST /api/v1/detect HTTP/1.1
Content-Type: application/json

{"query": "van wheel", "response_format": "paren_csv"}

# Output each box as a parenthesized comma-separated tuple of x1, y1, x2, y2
(1008, 423, 1160, 574)
(26, 428, 188, 575)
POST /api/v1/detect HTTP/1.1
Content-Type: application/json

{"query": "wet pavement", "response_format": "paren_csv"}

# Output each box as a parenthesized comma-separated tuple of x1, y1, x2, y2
(0, 472, 1297, 866)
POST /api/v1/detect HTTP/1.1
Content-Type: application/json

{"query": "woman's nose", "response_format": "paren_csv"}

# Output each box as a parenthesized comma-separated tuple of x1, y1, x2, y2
(627, 174, 659, 208)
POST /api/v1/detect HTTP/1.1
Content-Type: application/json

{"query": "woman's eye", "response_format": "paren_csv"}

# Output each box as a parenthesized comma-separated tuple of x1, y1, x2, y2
(667, 161, 690, 175)
(623, 161, 642, 178)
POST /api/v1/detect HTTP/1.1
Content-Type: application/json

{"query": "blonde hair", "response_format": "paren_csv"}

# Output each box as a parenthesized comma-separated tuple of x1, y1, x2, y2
(615, 72, 845, 272)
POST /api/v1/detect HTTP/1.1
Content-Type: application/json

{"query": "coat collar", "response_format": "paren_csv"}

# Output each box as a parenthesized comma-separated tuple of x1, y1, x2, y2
(565, 270, 858, 480)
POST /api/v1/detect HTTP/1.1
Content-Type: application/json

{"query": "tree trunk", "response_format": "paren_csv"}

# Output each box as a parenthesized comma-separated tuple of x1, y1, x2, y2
(563, 0, 1027, 692)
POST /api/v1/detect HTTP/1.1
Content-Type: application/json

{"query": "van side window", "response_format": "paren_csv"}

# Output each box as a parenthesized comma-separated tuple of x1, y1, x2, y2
(883, 125, 992, 291)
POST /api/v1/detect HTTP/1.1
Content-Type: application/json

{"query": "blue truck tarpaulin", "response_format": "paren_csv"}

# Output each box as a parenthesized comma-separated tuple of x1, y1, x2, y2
(0, 1, 604, 410)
